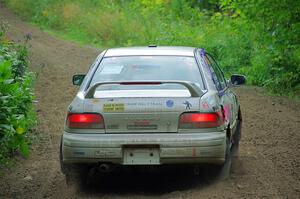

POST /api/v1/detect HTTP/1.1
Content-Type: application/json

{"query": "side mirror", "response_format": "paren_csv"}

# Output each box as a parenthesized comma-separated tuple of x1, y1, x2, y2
(230, 74, 246, 86)
(72, 74, 85, 86)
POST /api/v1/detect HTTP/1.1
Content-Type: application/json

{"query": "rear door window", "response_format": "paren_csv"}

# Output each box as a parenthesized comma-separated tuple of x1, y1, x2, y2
(206, 54, 227, 91)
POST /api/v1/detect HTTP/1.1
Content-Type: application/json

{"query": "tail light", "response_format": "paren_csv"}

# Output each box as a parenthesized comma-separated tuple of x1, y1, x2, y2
(179, 111, 224, 129)
(66, 113, 104, 129)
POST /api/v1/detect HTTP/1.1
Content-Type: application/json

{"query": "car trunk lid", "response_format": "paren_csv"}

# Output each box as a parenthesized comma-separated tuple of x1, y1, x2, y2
(84, 97, 200, 133)
(83, 81, 203, 133)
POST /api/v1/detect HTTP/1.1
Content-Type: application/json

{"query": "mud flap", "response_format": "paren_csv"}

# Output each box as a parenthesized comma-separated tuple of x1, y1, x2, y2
(60, 136, 89, 188)
(232, 109, 242, 157)
(59, 136, 66, 174)
(217, 137, 231, 180)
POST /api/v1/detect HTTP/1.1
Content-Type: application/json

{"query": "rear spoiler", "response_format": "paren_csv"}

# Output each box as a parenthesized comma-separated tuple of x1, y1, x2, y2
(84, 81, 204, 98)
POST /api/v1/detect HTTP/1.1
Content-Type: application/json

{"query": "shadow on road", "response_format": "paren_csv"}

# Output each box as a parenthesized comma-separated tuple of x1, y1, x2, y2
(78, 165, 221, 196)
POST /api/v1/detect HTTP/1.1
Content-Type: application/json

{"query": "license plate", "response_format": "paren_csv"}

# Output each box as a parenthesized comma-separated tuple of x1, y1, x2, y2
(123, 147, 160, 165)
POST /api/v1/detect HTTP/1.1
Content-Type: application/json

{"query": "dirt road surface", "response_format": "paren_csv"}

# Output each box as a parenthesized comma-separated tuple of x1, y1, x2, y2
(0, 5, 299, 199)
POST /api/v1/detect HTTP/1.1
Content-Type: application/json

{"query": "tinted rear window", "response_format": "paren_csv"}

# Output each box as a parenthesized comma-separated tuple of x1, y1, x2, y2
(90, 56, 204, 89)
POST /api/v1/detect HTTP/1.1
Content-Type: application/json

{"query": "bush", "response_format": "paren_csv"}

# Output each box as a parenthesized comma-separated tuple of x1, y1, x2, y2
(0, 22, 36, 168)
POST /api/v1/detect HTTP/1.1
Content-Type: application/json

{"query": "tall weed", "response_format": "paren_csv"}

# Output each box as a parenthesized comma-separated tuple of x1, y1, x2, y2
(0, 22, 36, 168)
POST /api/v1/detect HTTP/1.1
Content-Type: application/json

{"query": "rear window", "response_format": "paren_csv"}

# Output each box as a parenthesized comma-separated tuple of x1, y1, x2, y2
(90, 56, 204, 90)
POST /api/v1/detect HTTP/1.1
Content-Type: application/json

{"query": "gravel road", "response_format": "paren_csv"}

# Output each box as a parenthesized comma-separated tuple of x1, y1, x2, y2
(1, 5, 299, 199)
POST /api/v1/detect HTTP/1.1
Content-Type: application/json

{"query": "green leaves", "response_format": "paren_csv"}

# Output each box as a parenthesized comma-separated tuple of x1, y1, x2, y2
(0, 23, 36, 167)
(20, 140, 29, 157)
(0, 61, 12, 80)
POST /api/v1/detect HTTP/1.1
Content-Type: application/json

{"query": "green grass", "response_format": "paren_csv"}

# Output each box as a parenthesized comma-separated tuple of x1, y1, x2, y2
(37, 23, 95, 47)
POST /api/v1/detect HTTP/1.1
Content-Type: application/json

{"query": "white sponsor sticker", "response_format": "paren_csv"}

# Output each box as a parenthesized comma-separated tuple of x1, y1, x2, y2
(100, 65, 124, 75)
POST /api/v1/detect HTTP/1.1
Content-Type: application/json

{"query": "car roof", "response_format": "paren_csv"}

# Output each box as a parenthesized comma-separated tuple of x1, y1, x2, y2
(104, 46, 197, 57)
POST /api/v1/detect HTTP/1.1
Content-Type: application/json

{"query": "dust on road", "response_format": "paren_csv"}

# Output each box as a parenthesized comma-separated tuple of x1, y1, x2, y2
(0, 5, 299, 199)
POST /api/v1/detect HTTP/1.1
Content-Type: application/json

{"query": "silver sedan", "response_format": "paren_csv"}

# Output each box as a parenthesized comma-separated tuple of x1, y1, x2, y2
(60, 46, 245, 184)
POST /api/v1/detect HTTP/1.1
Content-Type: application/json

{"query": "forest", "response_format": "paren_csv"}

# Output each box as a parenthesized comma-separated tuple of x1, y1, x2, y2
(4, 0, 299, 97)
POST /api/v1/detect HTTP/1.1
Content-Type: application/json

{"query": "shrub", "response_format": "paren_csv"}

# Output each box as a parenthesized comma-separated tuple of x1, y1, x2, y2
(0, 22, 36, 168)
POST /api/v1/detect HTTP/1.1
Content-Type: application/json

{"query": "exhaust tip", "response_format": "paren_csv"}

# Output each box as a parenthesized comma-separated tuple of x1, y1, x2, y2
(98, 163, 111, 173)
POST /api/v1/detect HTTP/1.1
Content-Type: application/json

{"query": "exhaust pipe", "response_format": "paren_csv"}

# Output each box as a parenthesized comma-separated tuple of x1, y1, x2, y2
(194, 166, 200, 176)
(98, 163, 111, 173)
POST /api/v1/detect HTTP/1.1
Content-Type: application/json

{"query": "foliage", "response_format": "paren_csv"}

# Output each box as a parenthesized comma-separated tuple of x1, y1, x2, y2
(0, 22, 36, 168)
(4, 0, 300, 96)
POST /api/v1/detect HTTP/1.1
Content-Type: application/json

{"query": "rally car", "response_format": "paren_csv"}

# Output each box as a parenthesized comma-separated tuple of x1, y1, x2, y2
(60, 46, 245, 183)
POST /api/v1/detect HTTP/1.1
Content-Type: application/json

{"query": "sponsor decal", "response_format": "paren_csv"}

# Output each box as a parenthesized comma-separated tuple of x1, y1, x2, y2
(124, 116, 160, 121)
(183, 101, 192, 109)
(201, 102, 210, 109)
(166, 100, 174, 108)
(199, 48, 206, 56)
(91, 99, 100, 104)
(223, 104, 231, 122)
(126, 102, 162, 106)
(103, 103, 125, 112)
(100, 65, 124, 74)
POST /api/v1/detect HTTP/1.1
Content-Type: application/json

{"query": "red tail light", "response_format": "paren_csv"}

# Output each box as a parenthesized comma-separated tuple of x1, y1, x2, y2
(179, 111, 224, 128)
(66, 113, 104, 129)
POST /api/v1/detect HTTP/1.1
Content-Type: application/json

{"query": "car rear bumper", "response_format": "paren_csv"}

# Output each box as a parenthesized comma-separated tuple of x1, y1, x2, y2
(62, 131, 226, 165)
